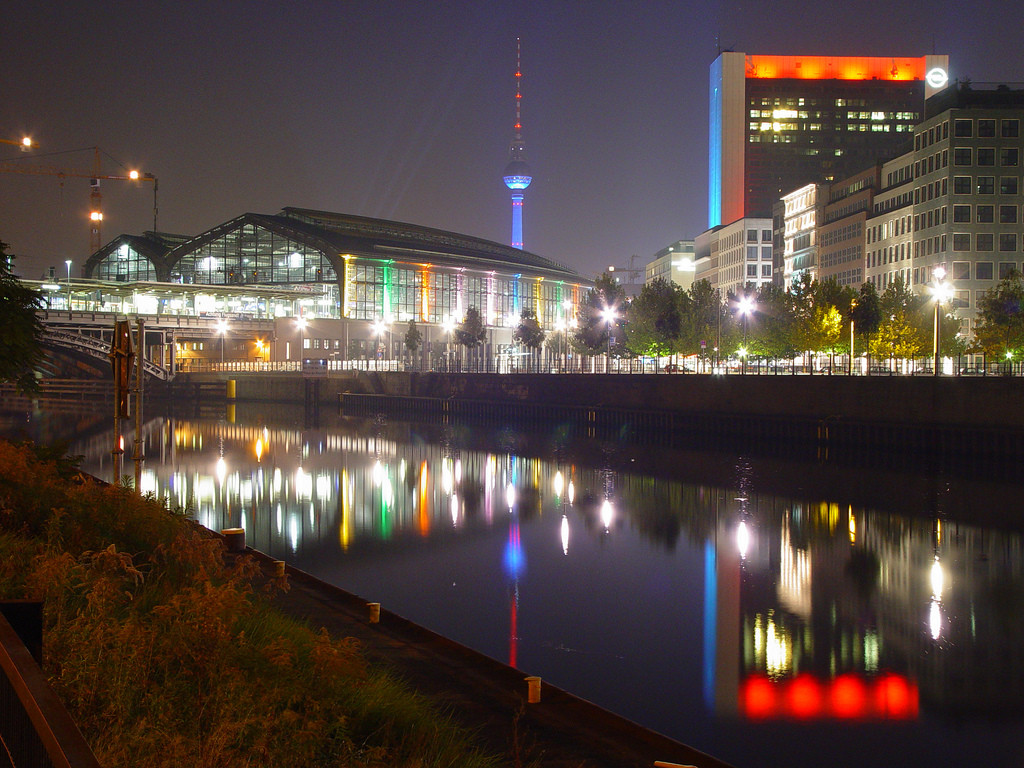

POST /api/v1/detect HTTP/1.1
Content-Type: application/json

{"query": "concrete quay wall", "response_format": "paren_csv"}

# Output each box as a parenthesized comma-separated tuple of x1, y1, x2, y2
(210, 371, 1024, 429)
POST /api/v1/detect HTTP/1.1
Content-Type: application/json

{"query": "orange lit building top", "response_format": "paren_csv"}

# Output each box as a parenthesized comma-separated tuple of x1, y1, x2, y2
(744, 55, 928, 81)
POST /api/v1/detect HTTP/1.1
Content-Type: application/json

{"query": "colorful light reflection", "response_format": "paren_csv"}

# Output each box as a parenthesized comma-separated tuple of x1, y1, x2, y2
(740, 673, 918, 720)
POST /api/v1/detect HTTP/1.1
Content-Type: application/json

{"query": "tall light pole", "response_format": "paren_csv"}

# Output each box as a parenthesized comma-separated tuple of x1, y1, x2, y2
(932, 266, 954, 377)
(737, 295, 754, 375)
(216, 318, 229, 366)
(600, 306, 616, 373)
(296, 316, 307, 370)
(65, 259, 72, 309)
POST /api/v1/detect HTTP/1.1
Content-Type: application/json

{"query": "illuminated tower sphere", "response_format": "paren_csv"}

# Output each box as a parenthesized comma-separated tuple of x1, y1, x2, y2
(503, 39, 532, 249)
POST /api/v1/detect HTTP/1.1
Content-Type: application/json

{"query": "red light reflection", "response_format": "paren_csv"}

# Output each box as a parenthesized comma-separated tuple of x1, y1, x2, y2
(740, 673, 918, 720)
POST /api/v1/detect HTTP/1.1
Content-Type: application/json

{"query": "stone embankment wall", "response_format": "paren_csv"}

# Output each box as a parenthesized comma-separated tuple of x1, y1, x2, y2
(215, 371, 1021, 430)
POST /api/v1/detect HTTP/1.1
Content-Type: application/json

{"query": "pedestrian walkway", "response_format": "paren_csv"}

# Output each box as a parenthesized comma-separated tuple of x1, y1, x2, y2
(238, 546, 735, 768)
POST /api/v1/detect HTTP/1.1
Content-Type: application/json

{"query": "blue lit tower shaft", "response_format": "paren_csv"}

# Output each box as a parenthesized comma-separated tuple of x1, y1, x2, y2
(503, 38, 532, 250)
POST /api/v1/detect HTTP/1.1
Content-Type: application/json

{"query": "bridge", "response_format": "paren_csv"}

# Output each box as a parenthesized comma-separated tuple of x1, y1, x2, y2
(37, 310, 275, 382)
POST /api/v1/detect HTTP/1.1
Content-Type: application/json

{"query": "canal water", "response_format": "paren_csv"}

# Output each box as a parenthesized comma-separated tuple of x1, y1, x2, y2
(2, 400, 1024, 768)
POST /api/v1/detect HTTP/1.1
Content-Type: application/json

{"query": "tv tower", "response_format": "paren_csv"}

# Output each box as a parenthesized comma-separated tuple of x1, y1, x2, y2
(502, 38, 532, 250)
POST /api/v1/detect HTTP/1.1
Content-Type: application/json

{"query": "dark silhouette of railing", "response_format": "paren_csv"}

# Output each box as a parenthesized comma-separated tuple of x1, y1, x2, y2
(0, 602, 101, 768)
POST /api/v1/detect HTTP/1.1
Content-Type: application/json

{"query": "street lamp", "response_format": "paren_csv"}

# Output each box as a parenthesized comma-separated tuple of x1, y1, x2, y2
(296, 316, 307, 369)
(216, 318, 229, 365)
(65, 259, 72, 309)
(737, 295, 755, 375)
(600, 306, 616, 373)
(932, 266, 954, 376)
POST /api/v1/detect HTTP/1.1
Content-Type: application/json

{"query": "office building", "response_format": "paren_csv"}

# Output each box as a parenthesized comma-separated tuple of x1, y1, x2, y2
(709, 52, 949, 228)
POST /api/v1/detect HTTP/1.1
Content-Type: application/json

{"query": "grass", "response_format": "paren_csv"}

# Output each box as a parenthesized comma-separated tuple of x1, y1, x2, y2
(0, 439, 508, 768)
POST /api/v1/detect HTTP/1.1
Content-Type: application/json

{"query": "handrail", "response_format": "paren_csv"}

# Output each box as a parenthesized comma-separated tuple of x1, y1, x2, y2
(0, 611, 101, 768)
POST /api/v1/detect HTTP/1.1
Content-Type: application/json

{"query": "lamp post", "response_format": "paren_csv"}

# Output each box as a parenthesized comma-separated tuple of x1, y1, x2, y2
(737, 295, 754, 375)
(600, 306, 616, 373)
(932, 266, 954, 377)
(296, 316, 307, 370)
(216, 318, 229, 367)
(65, 259, 72, 310)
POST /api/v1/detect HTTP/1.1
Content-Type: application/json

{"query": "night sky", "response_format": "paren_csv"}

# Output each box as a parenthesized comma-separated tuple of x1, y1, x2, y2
(2, 0, 1022, 280)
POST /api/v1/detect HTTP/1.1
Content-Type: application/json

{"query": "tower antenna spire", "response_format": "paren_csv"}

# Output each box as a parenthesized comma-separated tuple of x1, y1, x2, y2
(503, 37, 532, 250)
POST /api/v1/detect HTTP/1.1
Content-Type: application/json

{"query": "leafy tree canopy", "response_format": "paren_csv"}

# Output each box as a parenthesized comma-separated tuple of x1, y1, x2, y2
(454, 307, 486, 348)
(513, 307, 545, 349)
(0, 240, 45, 394)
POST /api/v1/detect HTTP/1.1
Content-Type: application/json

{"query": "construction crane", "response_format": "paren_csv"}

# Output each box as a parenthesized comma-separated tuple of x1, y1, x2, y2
(0, 145, 158, 253)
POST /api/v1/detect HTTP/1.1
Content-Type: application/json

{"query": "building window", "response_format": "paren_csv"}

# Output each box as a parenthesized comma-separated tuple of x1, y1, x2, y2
(953, 176, 971, 194)
(747, 230, 758, 243)
(953, 205, 971, 223)
(761, 246, 772, 260)
(978, 148, 996, 166)
(978, 119, 997, 138)
(761, 264, 772, 277)
(954, 148, 972, 166)
(1002, 119, 1020, 138)
(747, 264, 758, 277)
(761, 229, 772, 242)
(977, 233, 994, 251)
(952, 261, 971, 281)
(953, 233, 971, 251)
(977, 176, 995, 194)
(1001, 148, 1019, 167)
(977, 261, 994, 280)
(1001, 177, 1019, 195)
(1000, 205, 1019, 224)
(1000, 262, 1019, 278)
(954, 119, 973, 138)
(1000, 233, 1018, 252)
(977, 205, 995, 222)
(747, 246, 759, 261)
(953, 290, 970, 309)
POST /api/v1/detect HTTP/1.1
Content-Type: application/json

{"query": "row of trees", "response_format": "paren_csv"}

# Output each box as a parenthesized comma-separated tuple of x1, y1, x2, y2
(566, 270, 1024, 366)
(396, 268, 1024, 368)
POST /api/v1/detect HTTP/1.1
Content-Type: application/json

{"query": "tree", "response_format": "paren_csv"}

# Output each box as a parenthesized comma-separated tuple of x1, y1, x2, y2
(869, 310, 923, 368)
(851, 282, 882, 350)
(975, 269, 1024, 357)
(624, 278, 681, 357)
(679, 279, 723, 361)
(0, 241, 45, 394)
(454, 306, 486, 348)
(572, 272, 626, 355)
(513, 307, 545, 349)
(404, 319, 422, 354)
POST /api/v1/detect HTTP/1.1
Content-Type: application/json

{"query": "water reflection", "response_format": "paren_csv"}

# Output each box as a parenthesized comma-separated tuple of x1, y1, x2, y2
(5, 405, 1024, 766)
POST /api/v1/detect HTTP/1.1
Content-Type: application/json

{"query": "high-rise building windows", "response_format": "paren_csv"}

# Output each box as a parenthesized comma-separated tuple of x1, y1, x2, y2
(954, 148, 972, 166)
(954, 176, 972, 194)
(1000, 234, 1018, 252)
(954, 119, 973, 138)
(1000, 262, 1018, 278)
(978, 148, 996, 166)
(953, 205, 971, 222)
(953, 261, 971, 280)
(977, 176, 995, 194)
(1001, 148, 1019, 166)
(1001, 177, 1019, 195)
(999, 205, 1019, 223)
(953, 234, 971, 251)
(977, 234, 995, 251)
(977, 262, 995, 279)
(978, 205, 995, 222)
(978, 119, 997, 138)
(1002, 119, 1020, 138)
